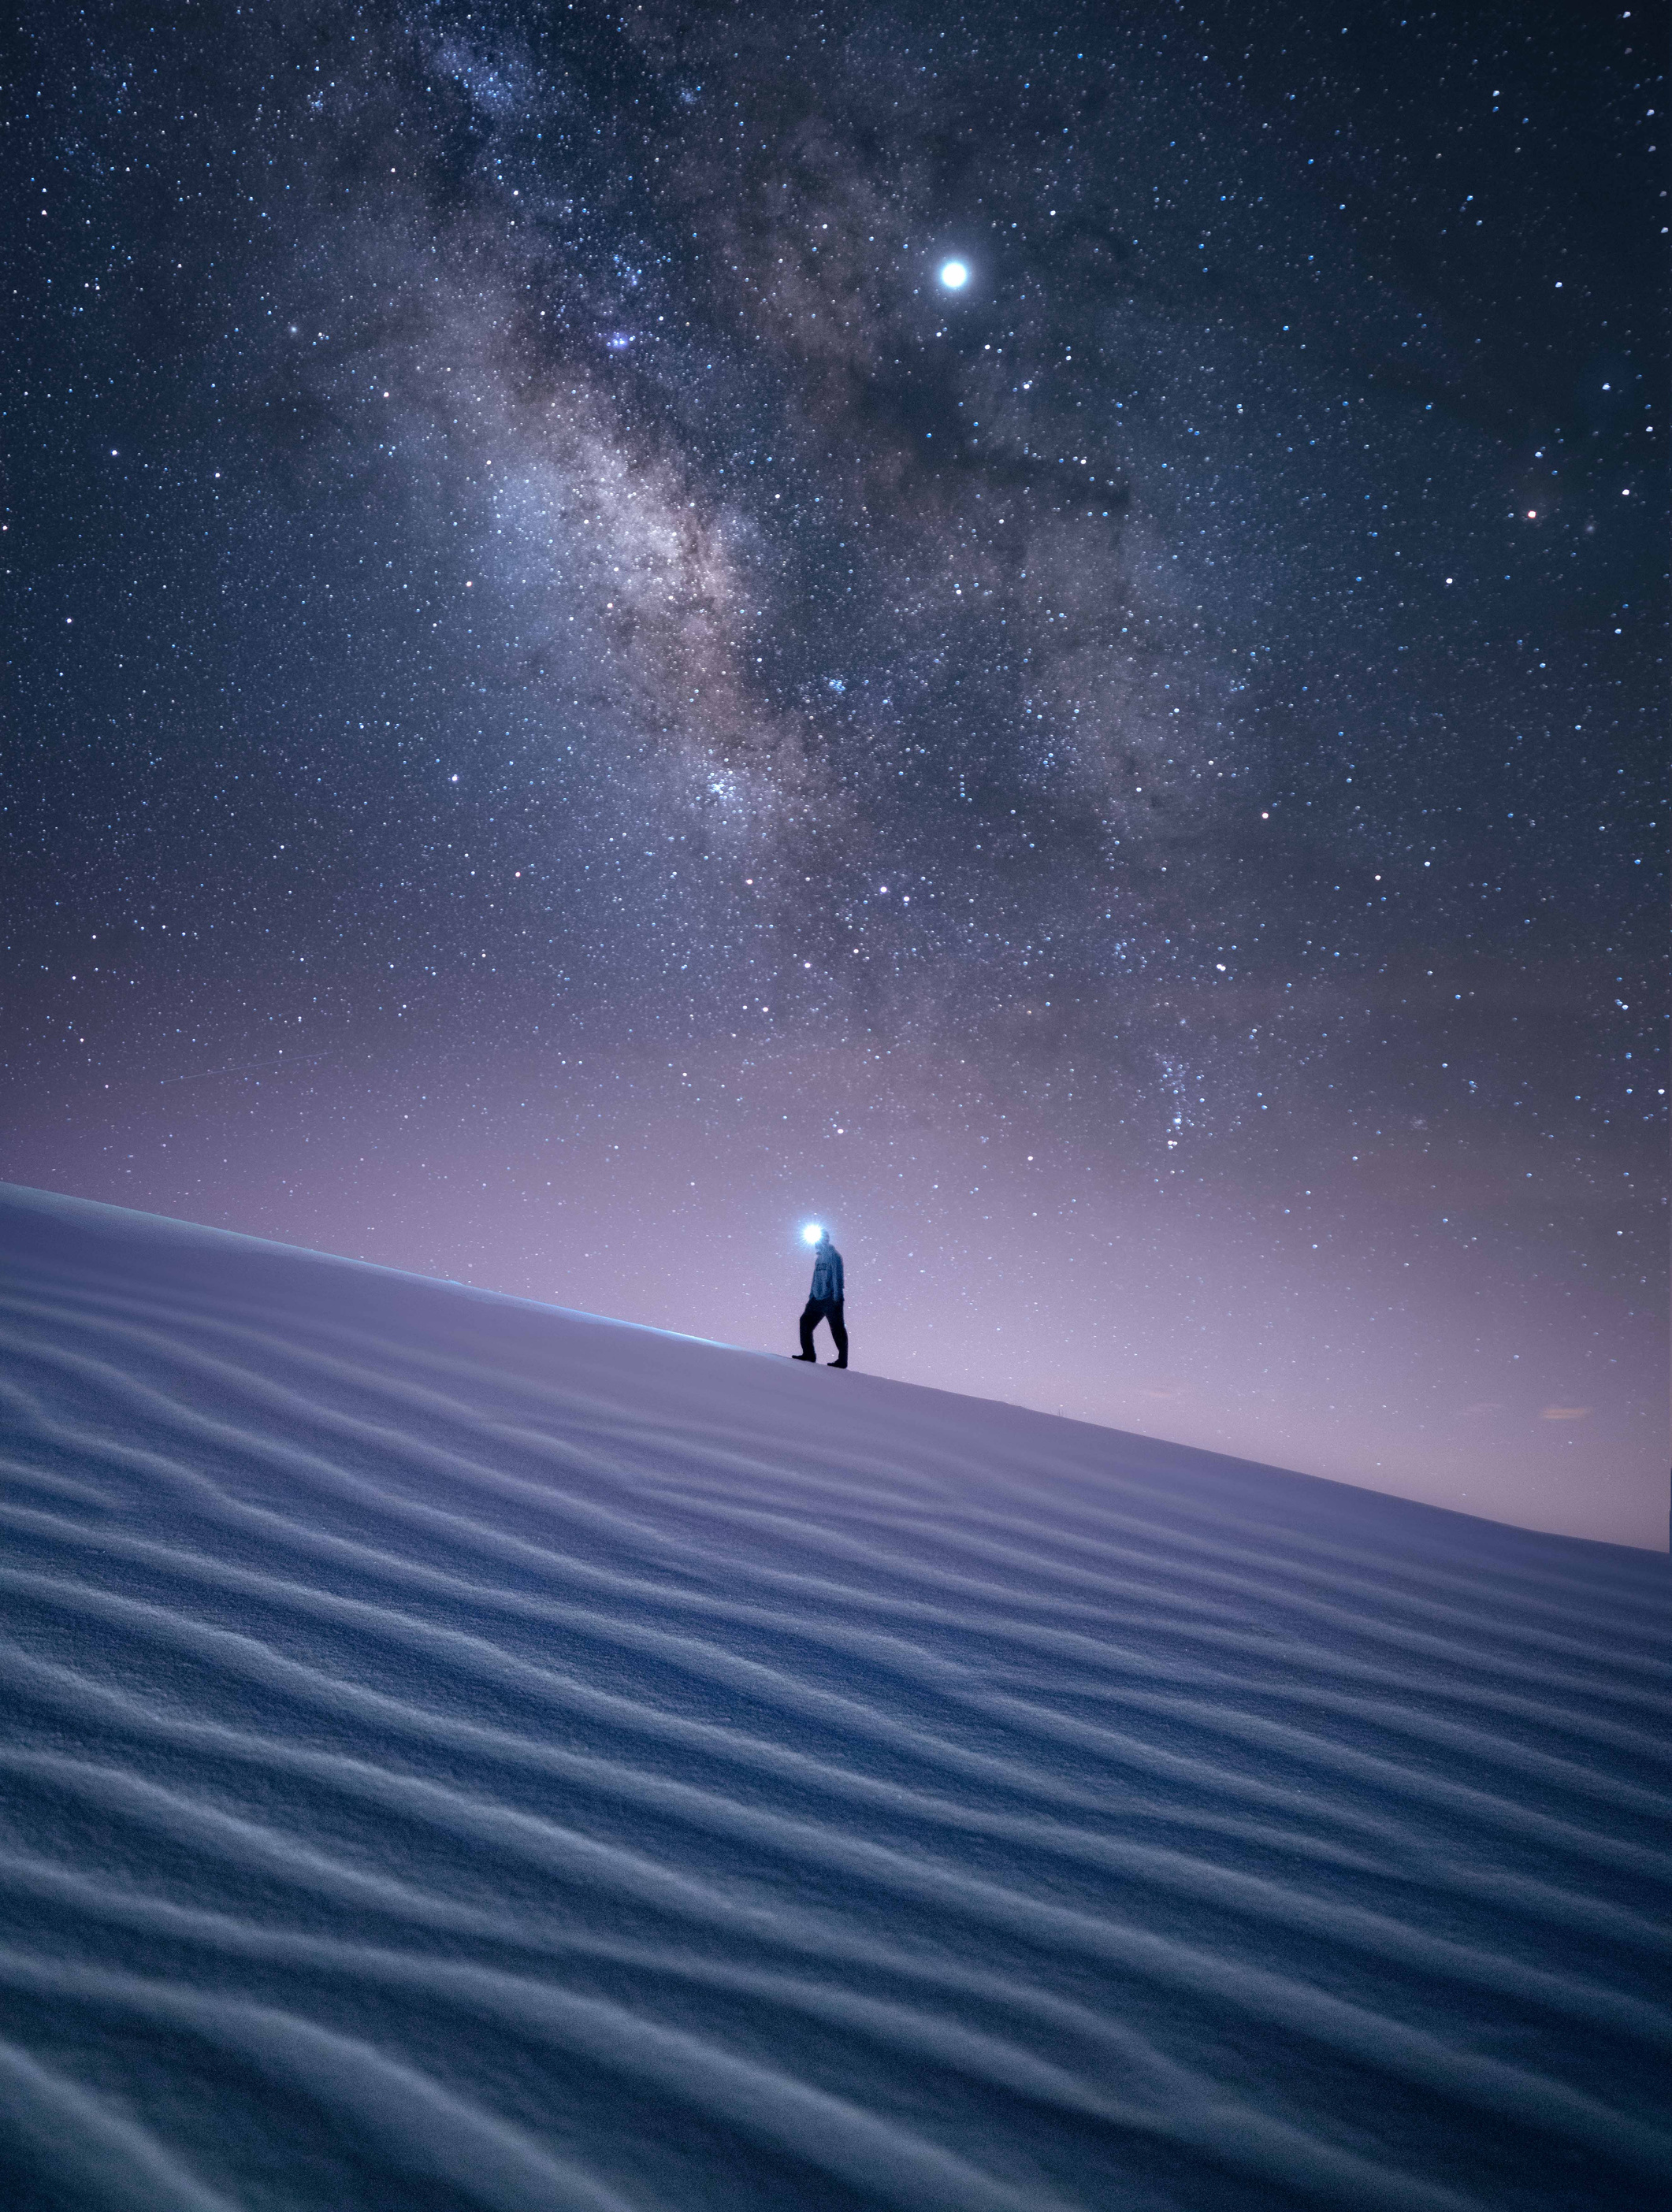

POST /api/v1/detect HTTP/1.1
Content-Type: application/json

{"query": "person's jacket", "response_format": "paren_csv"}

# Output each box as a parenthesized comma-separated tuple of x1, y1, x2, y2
(810, 1243, 844, 1303)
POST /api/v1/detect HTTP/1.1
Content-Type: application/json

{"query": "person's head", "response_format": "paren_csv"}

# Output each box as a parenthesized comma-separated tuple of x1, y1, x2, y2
(802, 1222, 829, 1250)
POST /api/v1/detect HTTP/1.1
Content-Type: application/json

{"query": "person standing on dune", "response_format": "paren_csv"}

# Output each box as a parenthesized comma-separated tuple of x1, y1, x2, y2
(793, 1226, 847, 1368)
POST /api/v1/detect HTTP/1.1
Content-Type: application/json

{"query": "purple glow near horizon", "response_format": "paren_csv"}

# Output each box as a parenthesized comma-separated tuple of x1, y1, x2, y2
(4, 1, 1663, 1543)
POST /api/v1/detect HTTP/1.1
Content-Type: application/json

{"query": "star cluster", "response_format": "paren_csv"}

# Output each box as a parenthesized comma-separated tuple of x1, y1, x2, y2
(5, 0, 1664, 1541)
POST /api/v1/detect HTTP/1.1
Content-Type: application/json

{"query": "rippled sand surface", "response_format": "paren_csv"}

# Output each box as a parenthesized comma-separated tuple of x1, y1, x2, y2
(0, 1182, 1666, 2211)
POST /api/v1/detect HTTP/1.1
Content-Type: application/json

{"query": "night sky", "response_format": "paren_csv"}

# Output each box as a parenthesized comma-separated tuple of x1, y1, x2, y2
(6, 2, 1665, 1545)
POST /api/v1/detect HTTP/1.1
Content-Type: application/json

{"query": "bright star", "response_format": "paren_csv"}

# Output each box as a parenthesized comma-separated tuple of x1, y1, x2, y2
(938, 259, 969, 290)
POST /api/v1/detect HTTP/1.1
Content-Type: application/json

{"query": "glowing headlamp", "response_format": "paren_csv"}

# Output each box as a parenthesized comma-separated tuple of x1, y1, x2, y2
(801, 1223, 824, 1245)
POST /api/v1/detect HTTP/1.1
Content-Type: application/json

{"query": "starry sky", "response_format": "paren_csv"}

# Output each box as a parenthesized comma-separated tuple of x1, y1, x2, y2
(6, 0, 1665, 1545)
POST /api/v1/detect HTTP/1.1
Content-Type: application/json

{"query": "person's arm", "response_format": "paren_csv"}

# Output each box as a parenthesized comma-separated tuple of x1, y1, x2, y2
(834, 1250, 845, 1301)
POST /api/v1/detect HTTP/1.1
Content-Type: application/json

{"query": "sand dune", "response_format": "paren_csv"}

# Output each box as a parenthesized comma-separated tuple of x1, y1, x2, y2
(0, 1183, 1666, 2210)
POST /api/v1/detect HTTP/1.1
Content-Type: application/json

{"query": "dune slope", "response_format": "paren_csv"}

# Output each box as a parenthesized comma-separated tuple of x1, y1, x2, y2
(0, 1182, 1666, 2212)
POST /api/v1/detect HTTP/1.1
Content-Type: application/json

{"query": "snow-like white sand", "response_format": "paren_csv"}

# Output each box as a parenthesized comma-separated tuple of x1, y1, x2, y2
(0, 1183, 1666, 2212)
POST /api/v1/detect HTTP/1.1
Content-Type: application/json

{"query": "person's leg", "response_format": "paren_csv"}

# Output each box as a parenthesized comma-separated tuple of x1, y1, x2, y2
(827, 1301, 847, 1367)
(797, 1301, 820, 1359)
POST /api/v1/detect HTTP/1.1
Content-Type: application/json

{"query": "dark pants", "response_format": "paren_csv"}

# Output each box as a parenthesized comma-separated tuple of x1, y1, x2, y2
(799, 1297, 848, 1365)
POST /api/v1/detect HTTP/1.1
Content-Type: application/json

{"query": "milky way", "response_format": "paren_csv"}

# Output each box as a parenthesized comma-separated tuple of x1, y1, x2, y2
(7, 1, 1664, 1542)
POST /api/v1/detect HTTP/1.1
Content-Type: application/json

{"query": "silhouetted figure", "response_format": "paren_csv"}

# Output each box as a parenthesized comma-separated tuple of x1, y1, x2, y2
(793, 1230, 847, 1368)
